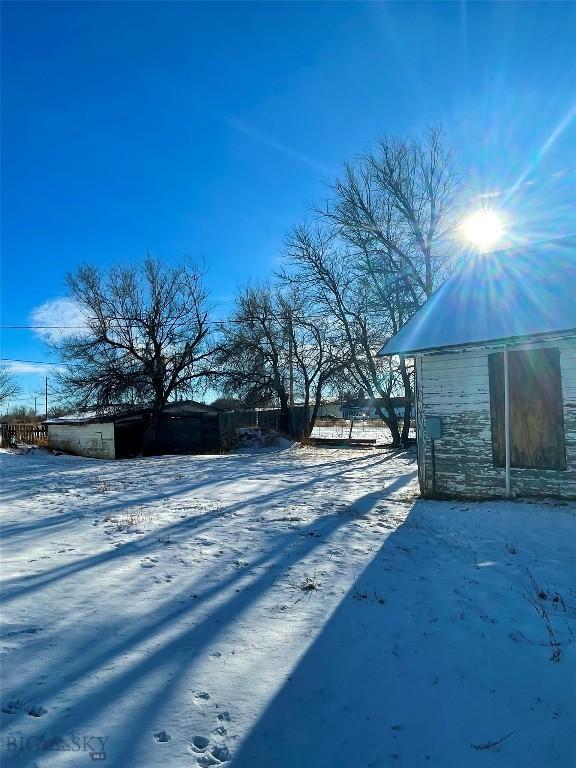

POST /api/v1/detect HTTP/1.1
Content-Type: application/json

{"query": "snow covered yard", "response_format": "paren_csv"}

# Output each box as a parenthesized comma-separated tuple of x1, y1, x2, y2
(1, 445, 575, 768)
(311, 420, 396, 443)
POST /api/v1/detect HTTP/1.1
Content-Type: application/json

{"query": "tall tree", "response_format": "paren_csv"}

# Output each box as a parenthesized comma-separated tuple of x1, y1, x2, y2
(324, 125, 458, 302)
(216, 286, 289, 425)
(54, 259, 213, 447)
(284, 225, 404, 445)
(217, 285, 342, 438)
(278, 289, 345, 437)
(301, 126, 458, 446)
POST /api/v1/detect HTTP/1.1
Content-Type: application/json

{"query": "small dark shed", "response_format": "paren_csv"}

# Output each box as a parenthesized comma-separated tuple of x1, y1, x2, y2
(155, 401, 223, 455)
(47, 401, 225, 459)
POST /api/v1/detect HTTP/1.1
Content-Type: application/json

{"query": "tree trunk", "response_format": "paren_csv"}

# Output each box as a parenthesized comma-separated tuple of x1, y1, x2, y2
(386, 406, 401, 447)
(308, 385, 323, 439)
(399, 355, 412, 448)
(300, 391, 311, 440)
(374, 401, 401, 447)
(146, 388, 165, 454)
(278, 393, 292, 436)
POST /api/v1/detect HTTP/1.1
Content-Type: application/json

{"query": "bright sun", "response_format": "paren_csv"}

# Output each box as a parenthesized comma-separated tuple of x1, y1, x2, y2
(461, 209, 504, 251)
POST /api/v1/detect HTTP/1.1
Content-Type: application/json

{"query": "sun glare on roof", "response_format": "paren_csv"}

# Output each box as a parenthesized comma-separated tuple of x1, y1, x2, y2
(461, 209, 505, 251)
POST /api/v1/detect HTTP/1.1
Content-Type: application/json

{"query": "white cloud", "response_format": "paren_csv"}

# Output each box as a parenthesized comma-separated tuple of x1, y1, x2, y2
(30, 297, 87, 342)
(3, 361, 63, 375)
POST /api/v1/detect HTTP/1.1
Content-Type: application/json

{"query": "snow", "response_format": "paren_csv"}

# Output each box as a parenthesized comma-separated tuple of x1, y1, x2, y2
(312, 420, 390, 442)
(311, 420, 415, 443)
(45, 412, 102, 424)
(1, 446, 575, 767)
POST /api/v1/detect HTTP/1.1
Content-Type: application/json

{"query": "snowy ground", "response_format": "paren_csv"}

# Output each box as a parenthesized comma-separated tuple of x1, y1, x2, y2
(1, 444, 575, 768)
(311, 420, 415, 443)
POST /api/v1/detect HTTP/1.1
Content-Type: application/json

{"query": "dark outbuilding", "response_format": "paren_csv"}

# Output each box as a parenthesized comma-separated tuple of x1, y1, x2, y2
(46, 400, 225, 459)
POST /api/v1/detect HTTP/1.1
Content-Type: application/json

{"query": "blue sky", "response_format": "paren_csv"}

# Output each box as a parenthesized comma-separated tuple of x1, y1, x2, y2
(2, 0, 575, 406)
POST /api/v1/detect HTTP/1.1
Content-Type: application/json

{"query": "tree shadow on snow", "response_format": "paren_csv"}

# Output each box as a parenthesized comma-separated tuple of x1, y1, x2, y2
(2, 463, 418, 768)
(1, 449, 407, 602)
(230, 498, 571, 768)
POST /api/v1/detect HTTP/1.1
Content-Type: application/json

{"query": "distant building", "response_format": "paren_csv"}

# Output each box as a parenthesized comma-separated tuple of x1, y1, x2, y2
(379, 236, 576, 499)
(339, 397, 413, 421)
(316, 402, 342, 419)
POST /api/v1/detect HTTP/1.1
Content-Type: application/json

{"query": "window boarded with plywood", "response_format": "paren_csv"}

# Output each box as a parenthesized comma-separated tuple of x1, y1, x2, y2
(489, 348, 566, 470)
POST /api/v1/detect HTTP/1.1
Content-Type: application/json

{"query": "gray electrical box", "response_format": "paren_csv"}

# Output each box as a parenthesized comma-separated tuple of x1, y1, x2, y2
(425, 416, 443, 440)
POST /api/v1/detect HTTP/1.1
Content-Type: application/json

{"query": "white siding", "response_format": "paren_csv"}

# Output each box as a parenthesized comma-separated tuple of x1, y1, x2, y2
(47, 422, 115, 459)
(416, 334, 576, 499)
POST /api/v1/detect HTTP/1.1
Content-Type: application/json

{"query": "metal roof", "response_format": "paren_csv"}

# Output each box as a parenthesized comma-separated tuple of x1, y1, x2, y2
(46, 400, 221, 425)
(378, 235, 576, 355)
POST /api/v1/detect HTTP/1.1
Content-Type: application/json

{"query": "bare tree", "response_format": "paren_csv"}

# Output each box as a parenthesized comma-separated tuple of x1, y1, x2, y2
(0, 367, 20, 410)
(217, 284, 342, 438)
(284, 225, 404, 444)
(279, 289, 345, 437)
(324, 125, 458, 300)
(54, 259, 213, 447)
(2, 405, 41, 424)
(299, 126, 458, 446)
(216, 286, 290, 428)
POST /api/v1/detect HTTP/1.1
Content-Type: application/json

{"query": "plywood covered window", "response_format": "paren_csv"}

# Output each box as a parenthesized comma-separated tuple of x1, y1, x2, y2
(489, 348, 566, 470)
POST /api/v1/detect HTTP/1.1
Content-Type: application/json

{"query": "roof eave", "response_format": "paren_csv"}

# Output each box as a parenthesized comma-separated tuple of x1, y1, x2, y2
(378, 327, 576, 357)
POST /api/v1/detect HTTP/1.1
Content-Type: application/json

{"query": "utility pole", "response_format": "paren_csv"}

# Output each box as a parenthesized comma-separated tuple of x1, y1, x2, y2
(287, 308, 295, 437)
(45, 377, 48, 421)
(34, 397, 37, 417)
(288, 309, 294, 409)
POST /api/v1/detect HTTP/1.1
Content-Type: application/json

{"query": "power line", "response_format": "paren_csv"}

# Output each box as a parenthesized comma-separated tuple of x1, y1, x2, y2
(0, 357, 58, 365)
(1, 316, 333, 329)
(1, 322, 236, 328)
(2, 395, 40, 401)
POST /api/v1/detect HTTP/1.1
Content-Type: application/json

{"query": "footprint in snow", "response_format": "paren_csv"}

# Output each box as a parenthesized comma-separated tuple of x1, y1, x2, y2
(1, 700, 47, 717)
(140, 557, 158, 568)
(217, 711, 231, 722)
(197, 756, 219, 768)
(197, 746, 231, 768)
(211, 745, 231, 762)
(153, 574, 174, 583)
(153, 730, 171, 743)
(193, 692, 210, 704)
(28, 705, 47, 717)
(212, 726, 227, 736)
(209, 651, 222, 659)
(190, 736, 210, 752)
(1, 699, 25, 714)
(0, 625, 41, 640)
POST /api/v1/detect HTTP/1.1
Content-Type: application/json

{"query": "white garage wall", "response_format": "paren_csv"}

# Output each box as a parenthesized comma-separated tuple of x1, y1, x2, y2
(47, 422, 115, 459)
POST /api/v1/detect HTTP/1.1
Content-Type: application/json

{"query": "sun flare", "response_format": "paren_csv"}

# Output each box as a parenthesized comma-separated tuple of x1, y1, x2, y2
(461, 209, 504, 251)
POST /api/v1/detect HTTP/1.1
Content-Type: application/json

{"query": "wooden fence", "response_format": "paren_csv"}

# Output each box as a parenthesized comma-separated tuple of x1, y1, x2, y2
(255, 406, 310, 436)
(0, 422, 48, 448)
(218, 406, 311, 447)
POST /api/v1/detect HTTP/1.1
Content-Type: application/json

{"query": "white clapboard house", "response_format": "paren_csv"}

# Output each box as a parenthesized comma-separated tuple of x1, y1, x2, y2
(379, 235, 576, 499)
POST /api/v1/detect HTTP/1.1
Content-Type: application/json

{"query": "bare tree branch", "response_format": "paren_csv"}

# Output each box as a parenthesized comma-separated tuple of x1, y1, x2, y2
(53, 258, 215, 446)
